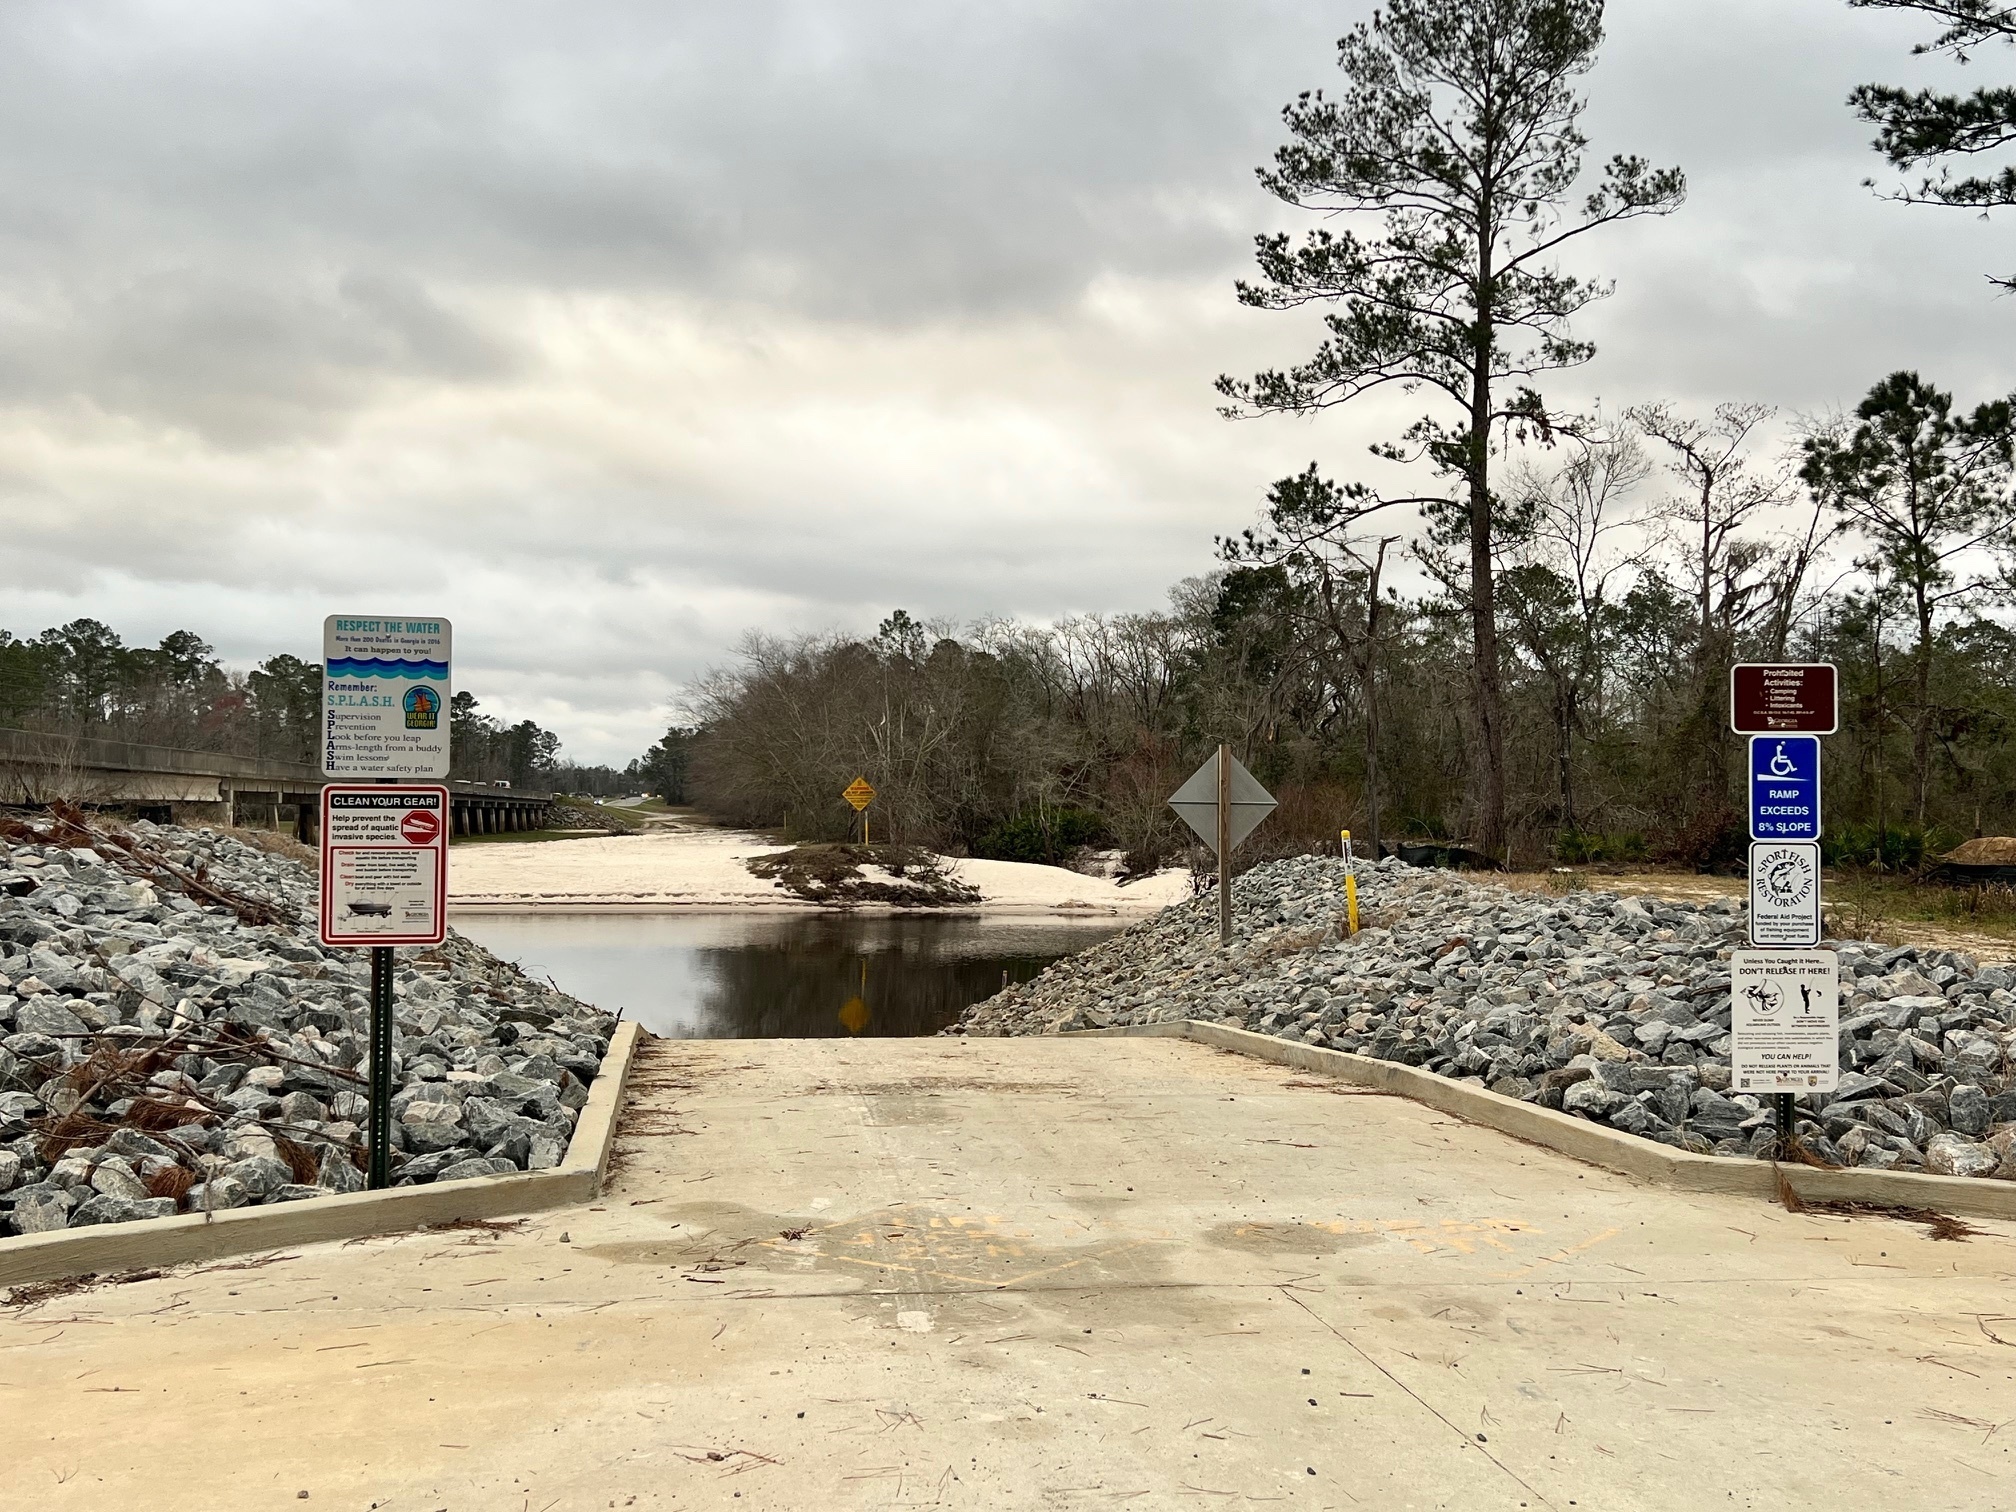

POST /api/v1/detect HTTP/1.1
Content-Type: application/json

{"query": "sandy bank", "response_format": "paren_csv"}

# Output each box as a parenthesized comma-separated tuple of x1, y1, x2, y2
(448, 823, 1189, 915)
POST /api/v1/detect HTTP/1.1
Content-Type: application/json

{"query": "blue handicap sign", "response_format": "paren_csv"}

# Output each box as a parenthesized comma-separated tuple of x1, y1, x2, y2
(1750, 735, 1820, 841)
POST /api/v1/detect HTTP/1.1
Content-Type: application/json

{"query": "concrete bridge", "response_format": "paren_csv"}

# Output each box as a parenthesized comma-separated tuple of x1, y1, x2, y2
(0, 726, 553, 840)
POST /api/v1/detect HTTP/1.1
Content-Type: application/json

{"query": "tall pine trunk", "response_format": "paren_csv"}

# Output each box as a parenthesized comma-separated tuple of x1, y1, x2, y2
(1913, 584, 1933, 827)
(1469, 256, 1507, 859)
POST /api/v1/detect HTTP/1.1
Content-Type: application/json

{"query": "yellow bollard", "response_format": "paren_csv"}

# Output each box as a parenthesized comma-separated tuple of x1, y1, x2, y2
(1342, 829, 1360, 935)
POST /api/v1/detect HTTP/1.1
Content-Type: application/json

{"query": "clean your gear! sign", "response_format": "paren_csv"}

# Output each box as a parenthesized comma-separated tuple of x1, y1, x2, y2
(318, 785, 450, 947)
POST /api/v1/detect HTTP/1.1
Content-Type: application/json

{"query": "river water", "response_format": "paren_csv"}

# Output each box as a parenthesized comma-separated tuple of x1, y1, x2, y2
(455, 913, 1124, 1039)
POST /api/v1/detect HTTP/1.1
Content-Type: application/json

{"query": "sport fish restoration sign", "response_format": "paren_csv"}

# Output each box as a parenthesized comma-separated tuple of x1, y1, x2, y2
(318, 785, 450, 948)
(1730, 949, 1840, 1093)
(323, 616, 451, 779)
(1749, 841, 1823, 948)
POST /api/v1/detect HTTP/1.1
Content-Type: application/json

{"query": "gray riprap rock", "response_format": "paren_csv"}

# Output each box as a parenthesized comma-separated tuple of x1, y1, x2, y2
(88, 1159, 149, 1201)
(1949, 1084, 1992, 1137)
(394, 1149, 476, 1182)
(1564, 1081, 1627, 1118)
(1632, 1021, 1673, 1056)
(954, 853, 2016, 1180)
(106, 1127, 175, 1162)
(228, 1155, 294, 1198)
(0, 816, 618, 1228)
(400, 1101, 467, 1153)
(1926, 1132, 2000, 1178)
(110, 956, 172, 1004)
(69, 1194, 178, 1226)
(186, 1175, 251, 1210)
(15, 998, 88, 1038)
(1829, 1072, 1886, 1103)
(48, 1154, 96, 1189)
(9, 1185, 72, 1233)
(459, 1096, 525, 1145)
(276, 1090, 327, 1124)
(317, 1146, 366, 1193)
(436, 1155, 517, 1182)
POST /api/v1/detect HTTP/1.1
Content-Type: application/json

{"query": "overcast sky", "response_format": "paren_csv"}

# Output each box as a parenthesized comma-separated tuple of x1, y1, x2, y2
(2, 0, 2010, 764)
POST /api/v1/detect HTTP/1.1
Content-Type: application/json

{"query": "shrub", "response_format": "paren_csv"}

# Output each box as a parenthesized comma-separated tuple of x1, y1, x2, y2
(744, 843, 981, 905)
(972, 808, 1110, 865)
(1552, 829, 1648, 865)
(1821, 823, 1958, 872)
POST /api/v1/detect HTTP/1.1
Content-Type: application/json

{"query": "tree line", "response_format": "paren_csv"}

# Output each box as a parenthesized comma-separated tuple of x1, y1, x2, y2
(686, 1, 2016, 872)
(0, 618, 662, 797)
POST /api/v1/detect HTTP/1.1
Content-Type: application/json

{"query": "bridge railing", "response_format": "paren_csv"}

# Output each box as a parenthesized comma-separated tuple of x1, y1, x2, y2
(0, 726, 552, 842)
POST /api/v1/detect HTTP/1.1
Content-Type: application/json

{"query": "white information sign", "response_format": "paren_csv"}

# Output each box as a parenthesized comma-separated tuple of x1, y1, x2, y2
(1748, 841, 1822, 948)
(318, 785, 450, 947)
(1730, 949, 1840, 1093)
(323, 616, 452, 779)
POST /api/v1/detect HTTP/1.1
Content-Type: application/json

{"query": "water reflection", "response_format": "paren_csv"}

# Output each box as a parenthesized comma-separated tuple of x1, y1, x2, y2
(455, 912, 1124, 1039)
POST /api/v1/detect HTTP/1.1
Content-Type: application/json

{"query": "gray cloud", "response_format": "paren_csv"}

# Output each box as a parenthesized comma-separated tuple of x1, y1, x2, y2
(2, 0, 2013, 761)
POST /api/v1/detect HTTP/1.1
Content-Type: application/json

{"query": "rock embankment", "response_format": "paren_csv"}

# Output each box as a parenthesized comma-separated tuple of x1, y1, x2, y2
(0, 810, 618, 1236)
(955, 856, 2016, 1180)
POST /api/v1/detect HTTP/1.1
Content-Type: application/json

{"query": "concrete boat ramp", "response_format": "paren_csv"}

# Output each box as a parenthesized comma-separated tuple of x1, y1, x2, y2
(4, 1035, 2013, 1510)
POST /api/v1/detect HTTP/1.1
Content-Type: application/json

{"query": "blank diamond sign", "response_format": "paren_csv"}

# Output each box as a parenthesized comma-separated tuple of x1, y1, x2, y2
(1168, 749, 1276, 854)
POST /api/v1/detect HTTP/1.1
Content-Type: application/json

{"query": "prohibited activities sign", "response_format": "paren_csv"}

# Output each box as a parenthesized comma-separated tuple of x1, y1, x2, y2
(319, 785, 450, 947)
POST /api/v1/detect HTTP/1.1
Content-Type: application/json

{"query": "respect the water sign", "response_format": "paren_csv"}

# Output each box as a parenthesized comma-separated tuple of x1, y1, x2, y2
(1749, 735, 1820, 842)
(323, 616, 452, 780)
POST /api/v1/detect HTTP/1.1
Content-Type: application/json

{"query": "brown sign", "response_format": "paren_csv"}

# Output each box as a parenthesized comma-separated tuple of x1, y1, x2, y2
(1730, 664, 1837, 735)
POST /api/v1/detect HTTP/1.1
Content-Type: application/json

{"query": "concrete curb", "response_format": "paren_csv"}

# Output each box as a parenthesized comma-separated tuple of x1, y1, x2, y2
(1072, 1019, 2016, 1222)
(0, 1018, 646, 1289)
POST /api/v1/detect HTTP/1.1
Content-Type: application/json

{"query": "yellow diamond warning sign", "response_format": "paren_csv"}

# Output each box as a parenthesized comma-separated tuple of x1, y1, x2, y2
(842, 777, 876, 811)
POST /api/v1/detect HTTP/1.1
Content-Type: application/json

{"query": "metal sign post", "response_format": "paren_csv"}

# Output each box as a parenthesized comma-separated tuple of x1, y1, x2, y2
(1216, 744, 1231, 944)
(367, 948, 395, 1188)
(321, 614, 453, 1192)
(1168, 746, 1277, 946)
(318, 783, 450, 1188)
(1729, 664, 1838, 1155)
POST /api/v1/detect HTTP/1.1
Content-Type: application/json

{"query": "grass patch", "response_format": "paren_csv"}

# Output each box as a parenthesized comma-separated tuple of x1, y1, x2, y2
(549, 799, 647, 834)
(745, 842, 981, 907)
(1825, 869, 2016, 941)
